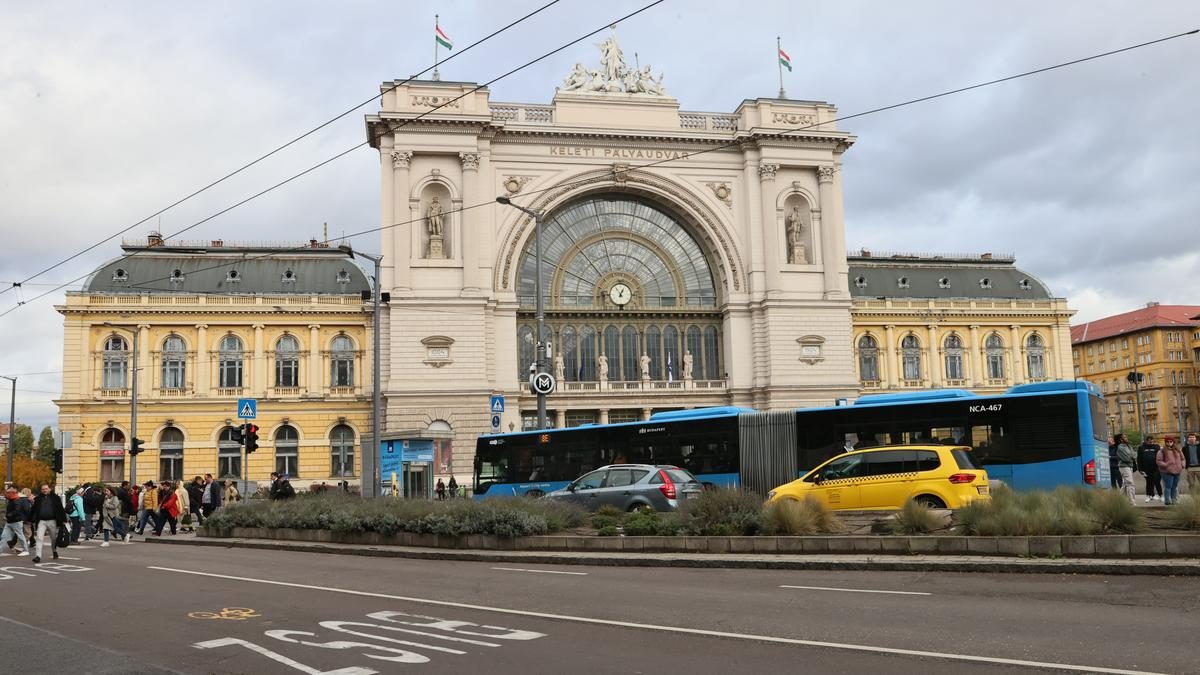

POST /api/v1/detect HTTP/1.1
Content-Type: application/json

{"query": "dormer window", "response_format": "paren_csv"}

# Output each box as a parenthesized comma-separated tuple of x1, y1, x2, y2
(226, 269, 241, 283)
(112, 268, 128, 283)
(897, 276, 910, 289)
(854, 276, 867, 289)
(938, 277, 951, 289)
(1018, 278, 1032, 291)
(336, 270, 350, 285)
(979, 277, 992, 289)
(282, 269, 297, 284)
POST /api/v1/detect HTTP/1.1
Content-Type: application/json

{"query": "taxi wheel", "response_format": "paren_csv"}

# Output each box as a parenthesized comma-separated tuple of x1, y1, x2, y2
(915, 495, 945, 509)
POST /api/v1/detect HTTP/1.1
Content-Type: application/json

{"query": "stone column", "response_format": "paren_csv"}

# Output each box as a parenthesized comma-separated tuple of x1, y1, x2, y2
(137, 324, 151, 394)
(641, 407, 653, 422)
(1010, 325, 1023, 385)
(742, 147, 765, 295)
(884, 325, 898, 388)
(817, 165, 840, 297)
(252, 324, 266, 396)
(598, 409, 609, 425)
(554, 409, 566, 429)
(391, 151, 413, 291)
(926, 323, 940, 387)
(759, 163, 781, 284)
(380, 145, 395, 291)
(195, 324, 209, 394)
(969, 325, 983, 385)
(308, 324, 321, 394)
(460, 152, 481, 292)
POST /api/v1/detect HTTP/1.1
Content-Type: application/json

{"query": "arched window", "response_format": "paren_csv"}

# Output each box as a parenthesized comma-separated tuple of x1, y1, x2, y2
(703, 326, 720, 380)
(218, 336, 244, 389)
(901, 335, 922, 381)
(429, 420, 453, 475)
(664, 325, 680, 381)
(330, 425, 355, 477)
(1026, 333, 1047, 380)
(580, 325, 597, 381)
(986, 334, 1006, 380)
(102, 336, 128, 389)
(686, 325, 702, 380)
(517, 325, 535, 380)
(218, 426, 243, 479)
(560, 326, 578, 381)
(944, 335, 964, 381)
(275, 335, 300, 387)
(159, 427, 184, 481)
(275, 425, 299, 477)
(331, 336, 355, 387)
(100, 428, 125, 482)
(858, 335, 879, 383)
(161, 336, 186, 390)
(646, 325, 662, 379)
(603, 325, 620, 381)
(621, 326, 639, 381)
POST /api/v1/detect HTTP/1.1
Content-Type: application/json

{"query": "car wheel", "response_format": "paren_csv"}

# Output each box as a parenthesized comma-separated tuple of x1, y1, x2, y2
(628, 503, 653, 514)
(915, 495, 945, 509)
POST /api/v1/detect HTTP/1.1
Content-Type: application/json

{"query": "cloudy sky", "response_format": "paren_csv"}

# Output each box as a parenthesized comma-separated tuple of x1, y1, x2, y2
(1, 1, 1197, 429)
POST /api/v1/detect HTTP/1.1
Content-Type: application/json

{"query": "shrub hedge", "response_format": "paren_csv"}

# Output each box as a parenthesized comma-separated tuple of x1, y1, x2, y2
(955, 484, 1141, 536)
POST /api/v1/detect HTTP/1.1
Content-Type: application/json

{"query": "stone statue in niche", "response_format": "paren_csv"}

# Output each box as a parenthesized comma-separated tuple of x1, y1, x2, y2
(553, 354, 565, 382)
(785, 203, 808, 264)
(597, 354, 609, 383)
(682, 350, 694, 381)
(640, 352, 651, 380)
(426, 196, 446, 259)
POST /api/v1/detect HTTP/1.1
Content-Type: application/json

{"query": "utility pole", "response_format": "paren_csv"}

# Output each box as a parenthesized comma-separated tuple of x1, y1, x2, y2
(342, 247, 384, 498)
(496, 197, 548, 429)
(1173, 371, 1186, 440)
(104, 323, 139, 485)
(2, 375, 15, 485)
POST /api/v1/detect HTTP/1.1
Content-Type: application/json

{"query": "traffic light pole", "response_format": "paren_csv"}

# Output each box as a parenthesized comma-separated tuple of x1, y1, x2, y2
(2, 375, 15, 485)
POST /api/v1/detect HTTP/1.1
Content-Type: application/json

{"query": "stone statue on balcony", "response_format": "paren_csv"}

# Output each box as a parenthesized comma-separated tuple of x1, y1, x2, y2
(553, 354, 565, 382)
(597, 354, 609, 382)
(682, 350, 694, 380)
(640, 352, 651, 379)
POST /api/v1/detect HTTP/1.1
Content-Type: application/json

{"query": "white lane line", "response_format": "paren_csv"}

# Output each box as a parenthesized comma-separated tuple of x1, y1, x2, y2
(491, 567, 588, 576)
(780, 584, 931, 596)
(55, 556, 83, 561)
(147, 565, 1165, 675)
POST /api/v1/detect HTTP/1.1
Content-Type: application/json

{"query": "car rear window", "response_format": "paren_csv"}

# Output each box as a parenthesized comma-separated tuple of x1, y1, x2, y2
(650, 468, 697, 484)
(952, 449, 980, 470)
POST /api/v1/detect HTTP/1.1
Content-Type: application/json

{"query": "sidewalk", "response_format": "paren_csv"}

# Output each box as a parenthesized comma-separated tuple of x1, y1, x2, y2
(149, 535, 1200, 576)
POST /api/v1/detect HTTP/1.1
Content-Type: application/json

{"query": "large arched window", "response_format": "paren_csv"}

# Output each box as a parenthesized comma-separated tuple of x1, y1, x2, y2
(646, 325, 663, 379)
(986, 334, 1006, 380)
(603, 325, 620, 381)
(703, 326, 720, 380)
(664, 325, 681, 380)
(331, 336, 355, 387)
(858, 335, 879, 383)
(1026, 333, 1047, 381)
(275, 335, 300, 387)
(330, 425, 355, 477)
(218, 336, 244, 389)
(517, 325, 535, 380)
(943, 335, 965, 382)
(159, 427, 184, 481)
(100, 428, 125, 482)
(621, 326, 639, 381)
(218, 426, 242, 479)
(161, 336, 186, 390)
(275, 425, 299, 477)
(580, 325, 597, 381)
(686, 325, 702, 379)
(901, 335, 922, 381)
(102, 336, 128, 389)
(560, 326, 578, 381)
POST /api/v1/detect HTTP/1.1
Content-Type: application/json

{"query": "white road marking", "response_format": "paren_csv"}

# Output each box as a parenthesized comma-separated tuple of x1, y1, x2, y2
(148, 565, 1166, 675)
(491, 567, 588, 576)
(779, 584, 931, 596)
(55, 556, 83, 561)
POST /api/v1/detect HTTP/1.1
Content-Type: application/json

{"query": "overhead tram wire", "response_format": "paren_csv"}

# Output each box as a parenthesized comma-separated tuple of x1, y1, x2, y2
(0, 0, 566, 299)
(0, 0, 667, 313)
(3, 25, 1191, 317)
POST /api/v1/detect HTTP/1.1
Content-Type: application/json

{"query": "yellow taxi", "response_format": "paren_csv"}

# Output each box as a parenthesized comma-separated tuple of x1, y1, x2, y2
(767, 445, 991, 510)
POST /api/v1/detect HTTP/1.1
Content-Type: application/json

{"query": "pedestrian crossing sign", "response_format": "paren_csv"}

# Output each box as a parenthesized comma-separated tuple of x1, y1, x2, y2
(237, 398, 257, 419)
(490, 395, 505, 414)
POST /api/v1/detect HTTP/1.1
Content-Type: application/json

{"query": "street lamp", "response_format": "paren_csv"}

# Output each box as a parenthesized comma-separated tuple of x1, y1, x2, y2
(496, 196, 548, 430)
(103, 323, 139, 485)
(340, 246, 385, 499)
(1, 375, 15, 485)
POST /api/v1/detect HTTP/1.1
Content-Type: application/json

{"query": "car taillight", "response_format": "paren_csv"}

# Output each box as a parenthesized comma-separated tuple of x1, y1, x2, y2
(658, 470, 677, 499)
(1084, 459, 1097, 485)
(948, 473, 976, 484)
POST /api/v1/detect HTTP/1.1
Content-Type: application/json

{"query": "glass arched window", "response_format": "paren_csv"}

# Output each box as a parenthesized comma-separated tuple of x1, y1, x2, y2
(858, 335, 879, 383)
(218, 335, 244, 389)
(330, 425, 355, 477)
(102, 336, 128, 389)
(603, 325, 620, 381)
(944, 335, 964, 381)
(159, 427, 184, 481)
(218, 426, 242, 478)
(517, 325, 535, 380)
(560, 326, 578, 381)
(429, 420, 453, 475)
(161, 336, 186, 390)
(703, 326, 720, 380)
(331, 336, 355, 387)
(901, 335, 922, 381)
(580, 325, 597, 381)
(664, 326, 680, 381)
(1026, 333, 1047, 380)
(275, 425, 299, 477)
(100, 428, 125, 482)
(686, 325, 702, 379)
(646, 325, 662, 379)
(621, 326, 639, 381)
(986, 334, 1006, 380)
(275, 335, 300, 387)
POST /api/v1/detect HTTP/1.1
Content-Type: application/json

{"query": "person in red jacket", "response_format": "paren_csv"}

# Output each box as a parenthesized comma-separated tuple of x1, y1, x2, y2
(153, 481, 180, 536)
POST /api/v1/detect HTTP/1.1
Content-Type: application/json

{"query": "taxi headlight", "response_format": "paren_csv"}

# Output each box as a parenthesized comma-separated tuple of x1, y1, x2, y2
(767, 490, 777, 500)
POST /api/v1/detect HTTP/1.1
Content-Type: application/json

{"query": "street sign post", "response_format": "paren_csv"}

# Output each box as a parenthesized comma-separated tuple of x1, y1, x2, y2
(237, 398, 257, 419)
(490, 395, 505, 414)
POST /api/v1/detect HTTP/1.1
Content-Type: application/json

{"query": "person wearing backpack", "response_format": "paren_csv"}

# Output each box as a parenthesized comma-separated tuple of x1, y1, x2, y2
(136, 481, 159, 535)
(68, 488, 87, 543)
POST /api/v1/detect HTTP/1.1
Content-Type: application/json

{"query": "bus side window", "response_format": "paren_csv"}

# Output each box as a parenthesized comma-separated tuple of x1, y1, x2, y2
(970, 423, 1011, 464)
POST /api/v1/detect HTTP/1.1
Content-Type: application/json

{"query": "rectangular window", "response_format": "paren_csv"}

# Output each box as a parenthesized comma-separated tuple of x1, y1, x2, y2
(100, 457, 125, 482)
(331, 359, 354, 387)
(276, 358, 299, 387)
(160, 454, 183, 481)
(219, 359, 243, 388)
(218, 452, 241, 480)
(162, 359, 185, 389)
(275, 450, 299, 478)
(102, 359, 127, 389)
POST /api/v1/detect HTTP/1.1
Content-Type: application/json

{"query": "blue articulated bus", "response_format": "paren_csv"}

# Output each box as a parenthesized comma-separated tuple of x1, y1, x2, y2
(473, 380, 1108, 498)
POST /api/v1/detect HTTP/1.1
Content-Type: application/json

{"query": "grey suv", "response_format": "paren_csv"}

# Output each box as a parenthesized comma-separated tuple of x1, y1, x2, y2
(545, 464, 703, 512)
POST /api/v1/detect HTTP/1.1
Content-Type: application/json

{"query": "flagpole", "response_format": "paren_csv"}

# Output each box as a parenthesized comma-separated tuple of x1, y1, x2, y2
(777, 36, 786, 99)
(433, 14, 441, 81)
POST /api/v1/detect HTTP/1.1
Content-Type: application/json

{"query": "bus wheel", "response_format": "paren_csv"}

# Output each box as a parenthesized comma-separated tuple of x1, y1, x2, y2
(915, 495, 945, 509)
(525, 490, 545, 499)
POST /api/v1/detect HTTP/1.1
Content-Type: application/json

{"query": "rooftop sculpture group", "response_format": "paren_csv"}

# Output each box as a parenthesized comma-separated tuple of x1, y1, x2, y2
(561, 32, 667, 96)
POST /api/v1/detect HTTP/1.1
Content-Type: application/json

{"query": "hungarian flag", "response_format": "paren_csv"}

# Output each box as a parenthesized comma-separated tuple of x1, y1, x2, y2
(779, 47, 792, 72)
(436, 24, 453, 50)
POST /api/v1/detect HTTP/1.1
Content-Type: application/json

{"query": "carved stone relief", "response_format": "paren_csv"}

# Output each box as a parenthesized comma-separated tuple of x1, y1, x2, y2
(758, 163, 779, 181)
(772, 112, 817, 126)
(391, 150, 412, 169)
(502, 176, 531, 196)
(411, 95, 461, 109)
(705, 182, 732, 207)
(459, 152, 480, 171)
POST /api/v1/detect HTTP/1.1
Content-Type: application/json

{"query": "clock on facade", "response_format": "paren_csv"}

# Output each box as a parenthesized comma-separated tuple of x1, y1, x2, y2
(609, 282, 632, 306)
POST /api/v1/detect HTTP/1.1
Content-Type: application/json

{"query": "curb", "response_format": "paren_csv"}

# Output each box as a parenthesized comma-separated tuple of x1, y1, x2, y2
(148, 536, 1200, 576)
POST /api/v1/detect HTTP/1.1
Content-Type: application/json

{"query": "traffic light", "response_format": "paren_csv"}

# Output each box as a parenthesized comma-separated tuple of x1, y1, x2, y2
(53, 449, 63, 474)
(130, 437, 145, 456)
(230, 424, 244, 445)
(244, 424, 260, 454)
